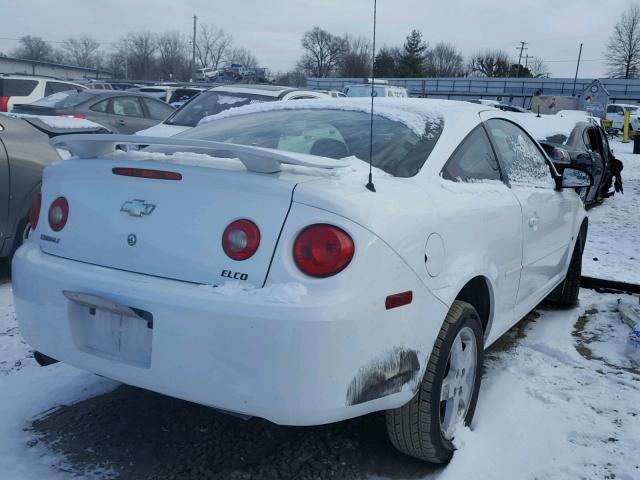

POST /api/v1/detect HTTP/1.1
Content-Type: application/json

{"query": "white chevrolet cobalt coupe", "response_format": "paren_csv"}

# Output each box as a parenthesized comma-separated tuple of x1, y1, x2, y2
(13, 98, 592, 463)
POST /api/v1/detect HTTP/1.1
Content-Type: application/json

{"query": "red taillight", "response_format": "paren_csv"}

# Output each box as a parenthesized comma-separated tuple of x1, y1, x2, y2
(0, 96, 9, 112)
(48, 197, 69, 232)
(112, 167, 182, 181)
(385, 291, 413, 310)
(293, 224, 354, 278)
(222, 219, 260, 260)
(29, 192, 42, 230)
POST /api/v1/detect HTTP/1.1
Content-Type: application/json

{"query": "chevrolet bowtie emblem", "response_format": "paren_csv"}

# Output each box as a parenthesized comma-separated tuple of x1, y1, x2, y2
(121, 199, 156, 217)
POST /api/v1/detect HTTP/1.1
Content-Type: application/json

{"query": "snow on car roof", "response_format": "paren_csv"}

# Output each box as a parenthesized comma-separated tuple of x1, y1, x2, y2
(196, 98, 483, 136)
(509, 112, 587, 143)
(210, 84, 299, 97)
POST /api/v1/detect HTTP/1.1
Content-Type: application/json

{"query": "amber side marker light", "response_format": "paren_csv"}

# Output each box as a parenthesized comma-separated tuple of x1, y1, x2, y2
(385, 291, 413, 310)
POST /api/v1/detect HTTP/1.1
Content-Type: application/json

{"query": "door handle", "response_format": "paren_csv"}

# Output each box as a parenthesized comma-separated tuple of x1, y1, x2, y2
(528, 215, 539, 229)
(118, 119, 126, 125)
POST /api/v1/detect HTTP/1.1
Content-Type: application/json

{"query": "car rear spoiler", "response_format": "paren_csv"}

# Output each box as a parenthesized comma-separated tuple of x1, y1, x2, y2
(50, 134, 347, 174)
(21, 117, 111, 137)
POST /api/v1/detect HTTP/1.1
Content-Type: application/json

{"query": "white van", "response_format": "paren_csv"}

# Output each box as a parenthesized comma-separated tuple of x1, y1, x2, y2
(344, 84, 408, 98)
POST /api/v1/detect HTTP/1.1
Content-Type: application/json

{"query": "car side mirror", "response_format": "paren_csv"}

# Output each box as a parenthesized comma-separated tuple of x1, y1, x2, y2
(562, 167, 593, 188)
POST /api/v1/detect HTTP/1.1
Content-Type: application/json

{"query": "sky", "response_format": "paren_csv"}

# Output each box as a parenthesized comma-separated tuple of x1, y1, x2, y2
(0, 0, 636, 78)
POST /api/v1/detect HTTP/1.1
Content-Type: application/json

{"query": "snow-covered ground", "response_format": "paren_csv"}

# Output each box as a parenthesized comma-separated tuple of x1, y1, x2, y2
(0, 139, 638, 479)
(583, 139, 640, 284)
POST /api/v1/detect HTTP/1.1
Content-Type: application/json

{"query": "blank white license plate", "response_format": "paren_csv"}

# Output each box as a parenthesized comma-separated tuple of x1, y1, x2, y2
(85, 307, 153, 367)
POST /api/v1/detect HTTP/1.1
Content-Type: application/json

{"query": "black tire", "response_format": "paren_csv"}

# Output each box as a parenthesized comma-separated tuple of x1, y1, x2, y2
(546, 234, 584, 307)
(385, 300, 484, 463)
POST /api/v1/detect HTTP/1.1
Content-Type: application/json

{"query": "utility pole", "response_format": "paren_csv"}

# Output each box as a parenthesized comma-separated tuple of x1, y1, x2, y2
(124, 39, 128, 80)
(572, 43, 583, 96)
(516, 41, 528, 77)
(191, 15, 197, 82)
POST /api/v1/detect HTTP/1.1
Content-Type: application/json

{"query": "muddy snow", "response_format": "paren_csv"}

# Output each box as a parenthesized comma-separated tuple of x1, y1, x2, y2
(0, 139, 638, 479)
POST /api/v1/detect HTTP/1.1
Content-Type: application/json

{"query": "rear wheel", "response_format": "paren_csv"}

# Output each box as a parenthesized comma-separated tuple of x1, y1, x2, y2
(386, 300, 483, 463)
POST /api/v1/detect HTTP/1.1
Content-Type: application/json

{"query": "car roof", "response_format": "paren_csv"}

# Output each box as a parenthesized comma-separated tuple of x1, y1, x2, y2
(209, 84, 308, 97)
(0, 74, 84, 86)
(80, 89, 165, 99)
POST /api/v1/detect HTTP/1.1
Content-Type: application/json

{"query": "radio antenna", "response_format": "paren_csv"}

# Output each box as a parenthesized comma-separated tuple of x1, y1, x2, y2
(365, 0, 377, 192)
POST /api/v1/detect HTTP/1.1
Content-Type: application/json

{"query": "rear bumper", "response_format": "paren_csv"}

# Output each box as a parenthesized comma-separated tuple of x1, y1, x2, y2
(12, 244, 447, 425)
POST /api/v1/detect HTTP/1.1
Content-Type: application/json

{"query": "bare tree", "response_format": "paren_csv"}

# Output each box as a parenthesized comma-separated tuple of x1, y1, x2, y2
(469, 50, 512, 77)
(528, 57, 550, 78)
(298, 27, 348, 77)
(196, 23, 233, 70)
(228, 47, 259, 68)
(11, 35, 54, 62)
(605, 4, 640, 78)
(123, 32, 156, 80)
(156, 31, 189, 80)
(425, 42, 464, 77)
(339, 35, 371, 77)
(273, 69, 307, 87)
(61, 35, 101, 68)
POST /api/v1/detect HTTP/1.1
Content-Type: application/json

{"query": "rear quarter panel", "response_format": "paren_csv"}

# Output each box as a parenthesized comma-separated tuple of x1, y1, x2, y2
(0, 117, 59, 256)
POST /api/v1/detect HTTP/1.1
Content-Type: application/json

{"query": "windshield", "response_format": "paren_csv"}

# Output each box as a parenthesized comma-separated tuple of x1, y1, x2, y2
(31, 91, 95, 108)
(165, 91, 277, 127)
(175, 108, 443, 177)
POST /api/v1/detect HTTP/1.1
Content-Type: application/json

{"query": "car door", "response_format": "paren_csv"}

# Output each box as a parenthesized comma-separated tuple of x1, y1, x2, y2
(434, 125, 523, 338)
(84, 97, 113, 131)
(485, 118, 575, 311)
(108, 96, 148, 133)
(0, 136, 9, 252)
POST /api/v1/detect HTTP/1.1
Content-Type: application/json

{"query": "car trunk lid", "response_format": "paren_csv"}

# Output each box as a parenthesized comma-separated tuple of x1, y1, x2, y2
(38, 158, 300, 287)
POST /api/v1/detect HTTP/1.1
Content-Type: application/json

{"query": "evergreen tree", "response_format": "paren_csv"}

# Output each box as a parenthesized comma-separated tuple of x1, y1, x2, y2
(374, 47, 398, 77)
(397, 30, 427, 77)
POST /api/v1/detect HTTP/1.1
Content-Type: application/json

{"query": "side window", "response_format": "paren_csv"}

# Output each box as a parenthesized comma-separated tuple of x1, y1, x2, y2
(441, 127, 502, 182)
(486, 119, 555, 188)
(45, 81, 76, 96)
(112, 97, 144, 117)
(617, 106, 624, 114)
(143, 98, 174, 120)
(90, 99, 110, 113)
(606, 105, 616, 114)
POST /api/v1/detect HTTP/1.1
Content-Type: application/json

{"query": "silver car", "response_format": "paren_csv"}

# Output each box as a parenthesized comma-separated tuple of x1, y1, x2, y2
(12, 90, 175, 134)
(0, 114, 108, 262)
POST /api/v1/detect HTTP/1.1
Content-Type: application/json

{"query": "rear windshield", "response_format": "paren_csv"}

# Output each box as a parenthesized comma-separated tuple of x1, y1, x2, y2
(1, 78, 38, 96)
(166, 91, 277, 127)
(31, 91, 96, 108)
(176, 108, 444, 177)
(169, 89, 201, 104)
